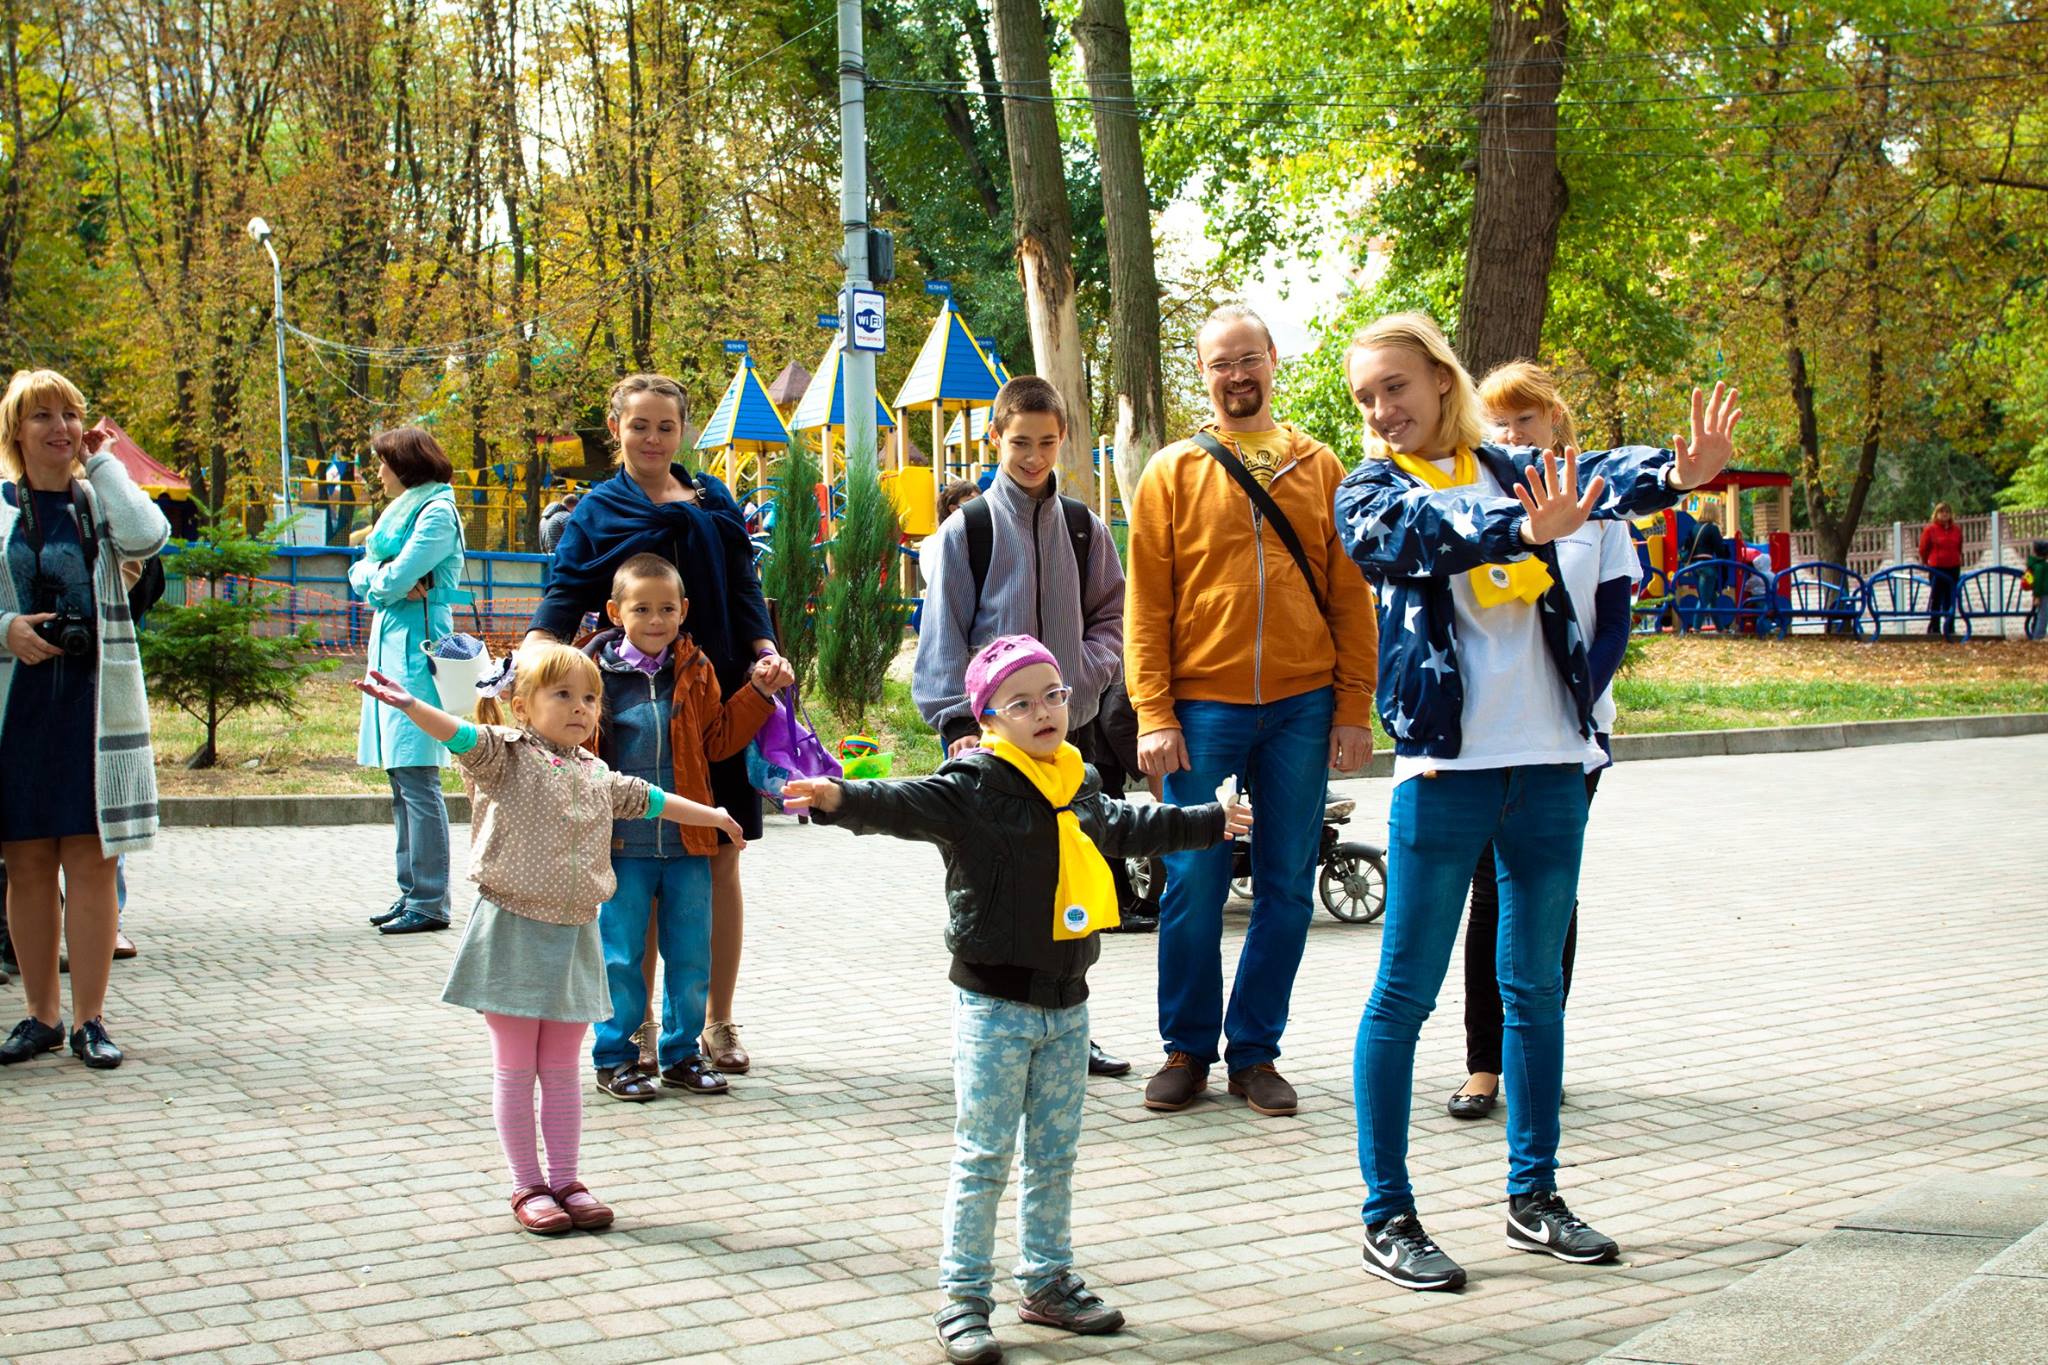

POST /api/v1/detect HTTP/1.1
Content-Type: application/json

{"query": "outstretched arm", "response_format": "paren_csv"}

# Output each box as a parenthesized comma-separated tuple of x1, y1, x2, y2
(783, 771, 975, 846)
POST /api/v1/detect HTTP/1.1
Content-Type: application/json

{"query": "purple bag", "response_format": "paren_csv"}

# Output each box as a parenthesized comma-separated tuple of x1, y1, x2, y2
(747, 687, 842, 821)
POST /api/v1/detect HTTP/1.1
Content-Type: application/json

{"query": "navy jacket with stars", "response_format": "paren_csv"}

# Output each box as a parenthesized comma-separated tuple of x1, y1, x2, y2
(1333, 443, 1682, 761)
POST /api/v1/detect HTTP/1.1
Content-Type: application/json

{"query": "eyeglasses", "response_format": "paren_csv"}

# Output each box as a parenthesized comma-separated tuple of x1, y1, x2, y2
(983, 685, 1073, 721)
(1204, 353, 1270, 379)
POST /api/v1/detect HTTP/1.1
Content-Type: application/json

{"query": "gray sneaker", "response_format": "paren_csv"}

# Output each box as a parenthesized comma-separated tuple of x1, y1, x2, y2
(1017, 1271, 1124, 1335)
(933, 1297, 1001, 1364)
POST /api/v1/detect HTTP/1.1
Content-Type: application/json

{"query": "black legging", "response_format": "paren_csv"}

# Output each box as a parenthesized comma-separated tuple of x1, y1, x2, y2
(1926, 566, 1960, 638)
(1462, 764, 1601, 1076)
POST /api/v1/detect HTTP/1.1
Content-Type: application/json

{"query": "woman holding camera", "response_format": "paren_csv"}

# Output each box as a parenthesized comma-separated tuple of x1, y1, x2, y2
(0, 369, 170, 1071)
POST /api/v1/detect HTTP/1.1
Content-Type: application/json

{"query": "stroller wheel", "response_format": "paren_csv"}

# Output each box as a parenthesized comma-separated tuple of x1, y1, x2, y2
(1321, 843, 1387, 924)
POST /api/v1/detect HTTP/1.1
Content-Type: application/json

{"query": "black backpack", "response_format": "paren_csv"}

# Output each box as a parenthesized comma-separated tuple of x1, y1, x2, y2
(128, 555, 166, 620)
(960, 492, 1095, 623)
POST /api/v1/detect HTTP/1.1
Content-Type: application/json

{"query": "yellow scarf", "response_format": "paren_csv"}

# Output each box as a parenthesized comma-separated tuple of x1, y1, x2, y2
(1387, 449, 1553, 607)
(986, 738, 1120, 941)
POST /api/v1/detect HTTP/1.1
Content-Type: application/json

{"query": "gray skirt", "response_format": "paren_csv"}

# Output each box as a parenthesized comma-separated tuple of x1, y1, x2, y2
(441, 895, 612, 1022)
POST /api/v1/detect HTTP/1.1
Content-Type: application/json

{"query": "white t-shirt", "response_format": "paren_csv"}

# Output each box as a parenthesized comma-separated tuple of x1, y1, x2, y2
(1392, 459, 1608, 787)
(1553, 518, 1643, 733)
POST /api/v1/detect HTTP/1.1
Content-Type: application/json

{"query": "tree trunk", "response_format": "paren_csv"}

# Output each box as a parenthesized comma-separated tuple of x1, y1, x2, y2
(1073, 0, 1163, 506)
(1455, 0, 1568, 377)
(990, 0, 1094, 500)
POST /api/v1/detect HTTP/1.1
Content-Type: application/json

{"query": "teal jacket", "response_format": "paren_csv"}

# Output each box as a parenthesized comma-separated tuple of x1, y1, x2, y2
(352, 496, 467, 770)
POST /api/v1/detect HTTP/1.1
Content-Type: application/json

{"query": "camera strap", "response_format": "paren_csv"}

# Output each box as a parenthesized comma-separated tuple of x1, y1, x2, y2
(13, 480, 100, 574)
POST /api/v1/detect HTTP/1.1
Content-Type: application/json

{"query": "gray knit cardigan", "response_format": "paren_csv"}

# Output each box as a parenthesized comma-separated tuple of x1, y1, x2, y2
(0, 452, 172, 854)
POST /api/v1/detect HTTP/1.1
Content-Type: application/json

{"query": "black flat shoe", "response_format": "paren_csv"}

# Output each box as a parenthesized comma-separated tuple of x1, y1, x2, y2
(1446, 1085, 1498, 1120)
(379, 910, 449, 935)
(368, 900, 407, 927)
(1087, 1041, 1132, 1078)
(0, 1017, 65, 1065)
(70, 1017, 123, 1070)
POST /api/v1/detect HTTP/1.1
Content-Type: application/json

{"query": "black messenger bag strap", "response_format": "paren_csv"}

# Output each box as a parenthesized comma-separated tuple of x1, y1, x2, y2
(1191, 431, 1325, 614)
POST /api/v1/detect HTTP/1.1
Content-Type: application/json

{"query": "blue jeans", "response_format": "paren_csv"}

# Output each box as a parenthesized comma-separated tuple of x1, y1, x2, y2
(1356, 765, 1589, 1225)
(388, 766, 450, 923)
(1157, 686, 1333, 1073)
(592, 855, 712, 1070)
(940, 989, 1090, 1304)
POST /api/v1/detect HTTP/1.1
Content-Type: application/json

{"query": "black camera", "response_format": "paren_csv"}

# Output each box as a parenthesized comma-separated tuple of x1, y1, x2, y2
(29, 575, 95, 659)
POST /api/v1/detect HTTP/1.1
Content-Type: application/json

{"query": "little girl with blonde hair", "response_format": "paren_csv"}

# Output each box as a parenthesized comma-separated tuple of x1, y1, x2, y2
(356, 640, 739, 1235)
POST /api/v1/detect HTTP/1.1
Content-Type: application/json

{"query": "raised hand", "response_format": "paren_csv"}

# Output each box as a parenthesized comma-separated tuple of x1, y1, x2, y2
(1671, 382, 1743, 491)
(1224, 795, 1254, 838)
(353, 669, 418, 710)
(781, 777, 842, 814)
(1514, 447, 1608, 547)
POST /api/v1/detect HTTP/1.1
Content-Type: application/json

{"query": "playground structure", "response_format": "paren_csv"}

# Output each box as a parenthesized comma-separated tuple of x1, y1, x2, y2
(888, 292, 1002, 544)
(791, 325, 899, 533)
(696, 347, 795, 509)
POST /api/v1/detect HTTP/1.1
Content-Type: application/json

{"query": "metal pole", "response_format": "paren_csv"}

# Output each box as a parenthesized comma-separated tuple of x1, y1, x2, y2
(837, 0, 876, 464)
(249, 218, 292, 535)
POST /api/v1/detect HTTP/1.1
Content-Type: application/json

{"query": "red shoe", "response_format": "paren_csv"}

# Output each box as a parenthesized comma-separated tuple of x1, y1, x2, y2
(510, 1184, 573, 1235)
(551, 1180, 614, 1231)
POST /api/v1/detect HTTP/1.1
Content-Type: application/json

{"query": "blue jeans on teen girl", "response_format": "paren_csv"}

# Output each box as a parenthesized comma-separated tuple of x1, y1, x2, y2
(1157, 685, 1333, 1073)
(591, 855, 712, 1070)
(1355, 764, 1589, 1226)
(388, 766, 451, 924)
(940, 990, 1090, 1305)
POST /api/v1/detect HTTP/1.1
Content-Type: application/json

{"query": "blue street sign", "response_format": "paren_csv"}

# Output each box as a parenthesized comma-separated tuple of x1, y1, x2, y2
(923, 280, 953, 298)
(722, 339, 749, 354)
(816, 313, 840, 329)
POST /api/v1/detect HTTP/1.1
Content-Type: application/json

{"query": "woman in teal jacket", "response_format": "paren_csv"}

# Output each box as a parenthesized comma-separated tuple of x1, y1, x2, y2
(352, 428, 467, 936)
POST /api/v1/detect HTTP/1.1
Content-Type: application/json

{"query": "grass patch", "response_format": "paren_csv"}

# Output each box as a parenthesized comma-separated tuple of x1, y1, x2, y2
(148, 633, 2047, 796)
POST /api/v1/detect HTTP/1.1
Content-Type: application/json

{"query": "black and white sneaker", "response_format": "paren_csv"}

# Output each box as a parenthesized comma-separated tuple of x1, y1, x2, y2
(1361, 1211, 1467, 1291)
(1505, 1191, 1619, 1264)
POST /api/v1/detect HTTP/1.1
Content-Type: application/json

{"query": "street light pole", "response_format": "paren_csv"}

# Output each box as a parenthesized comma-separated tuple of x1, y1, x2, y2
(837, 0, 876, 462)
(247, 217, 292, 534)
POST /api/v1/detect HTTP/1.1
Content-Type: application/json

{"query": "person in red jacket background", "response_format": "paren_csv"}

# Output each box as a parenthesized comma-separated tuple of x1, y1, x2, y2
(1918, 501, 1964, 640)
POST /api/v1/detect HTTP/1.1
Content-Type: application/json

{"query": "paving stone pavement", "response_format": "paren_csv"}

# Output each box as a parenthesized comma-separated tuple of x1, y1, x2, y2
(3, 735, 2045, 1365)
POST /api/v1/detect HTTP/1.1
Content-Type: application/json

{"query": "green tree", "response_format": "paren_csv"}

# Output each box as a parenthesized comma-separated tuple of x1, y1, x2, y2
(758, 434, 827, 694)
(140, 507, 331, 768)
(815, 436, 906, 729)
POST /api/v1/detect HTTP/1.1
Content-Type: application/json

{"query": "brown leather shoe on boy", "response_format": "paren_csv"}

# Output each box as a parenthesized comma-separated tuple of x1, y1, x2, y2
(659, 1057, 730, 1095)
(1142, 1052, 1209, 1111)
(1227, 1063, 1299, 1116)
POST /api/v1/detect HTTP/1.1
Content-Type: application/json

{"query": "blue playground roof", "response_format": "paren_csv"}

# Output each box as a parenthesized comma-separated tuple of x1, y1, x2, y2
(697, 354, 793, 450)
(893, 300, 1003, 410)
(792, 331, 897, 434)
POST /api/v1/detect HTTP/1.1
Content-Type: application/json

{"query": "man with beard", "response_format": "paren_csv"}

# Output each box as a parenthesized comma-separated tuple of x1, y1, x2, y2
(1124, 303, 1379, 1119)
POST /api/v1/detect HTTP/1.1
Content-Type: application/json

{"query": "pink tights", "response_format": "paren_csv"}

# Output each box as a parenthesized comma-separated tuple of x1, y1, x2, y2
(484, 1013, 587, 1194)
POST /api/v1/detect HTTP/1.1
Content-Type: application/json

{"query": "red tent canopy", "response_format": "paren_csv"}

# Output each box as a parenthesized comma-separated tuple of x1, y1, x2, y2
(91, 417, 190, 500)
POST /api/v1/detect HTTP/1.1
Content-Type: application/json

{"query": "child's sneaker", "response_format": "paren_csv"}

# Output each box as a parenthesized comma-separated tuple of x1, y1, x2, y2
(1016, 1271, 1124, 1335)
(933, 1296, 1001, 1364)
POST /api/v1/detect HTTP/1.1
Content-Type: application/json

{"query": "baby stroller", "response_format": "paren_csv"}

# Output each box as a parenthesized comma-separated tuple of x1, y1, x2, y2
(1125, 788, 1387, 925)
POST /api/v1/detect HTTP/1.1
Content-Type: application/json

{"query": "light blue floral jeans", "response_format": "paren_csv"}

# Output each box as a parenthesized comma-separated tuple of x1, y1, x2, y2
(940, 988, 1090, 1305)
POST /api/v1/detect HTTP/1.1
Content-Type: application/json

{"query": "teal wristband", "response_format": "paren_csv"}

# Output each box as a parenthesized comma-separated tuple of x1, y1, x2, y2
(445, 722, 479, 754)
(643, 787, 666, 821)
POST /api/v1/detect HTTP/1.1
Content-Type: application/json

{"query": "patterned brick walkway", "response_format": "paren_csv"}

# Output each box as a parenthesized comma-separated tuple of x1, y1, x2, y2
(3, 735, 2044, 1364)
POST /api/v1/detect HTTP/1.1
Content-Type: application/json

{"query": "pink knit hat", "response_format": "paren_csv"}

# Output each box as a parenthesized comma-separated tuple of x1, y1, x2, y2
(966, 635, 1061, 718)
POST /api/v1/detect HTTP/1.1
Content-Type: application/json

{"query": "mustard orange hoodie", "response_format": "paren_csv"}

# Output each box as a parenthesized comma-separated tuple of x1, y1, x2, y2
(1123, 423, 1378, 735)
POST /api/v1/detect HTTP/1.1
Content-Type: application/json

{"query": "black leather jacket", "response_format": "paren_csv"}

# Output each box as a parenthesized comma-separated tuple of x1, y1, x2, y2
(819, 750, 1226, 1007)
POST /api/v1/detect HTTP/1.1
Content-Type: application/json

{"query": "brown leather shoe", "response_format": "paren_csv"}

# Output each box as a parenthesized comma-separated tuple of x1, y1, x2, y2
(510, 1185, 573, 1235)
(1143, 1052, 1209, 1111)
(659, 1057, 730, 1095)
(1227, 1063, 1299, 1116)
(550, 1180, 614, 1231)
(113, 933, 138, 961)
(700, 1020, 750, 1074)
(594, 1064, 659, 1102)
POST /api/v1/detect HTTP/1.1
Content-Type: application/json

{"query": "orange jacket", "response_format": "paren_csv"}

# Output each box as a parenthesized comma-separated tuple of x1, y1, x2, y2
(1123, 423, 1379, 735)
(587, 633, 776, 857)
